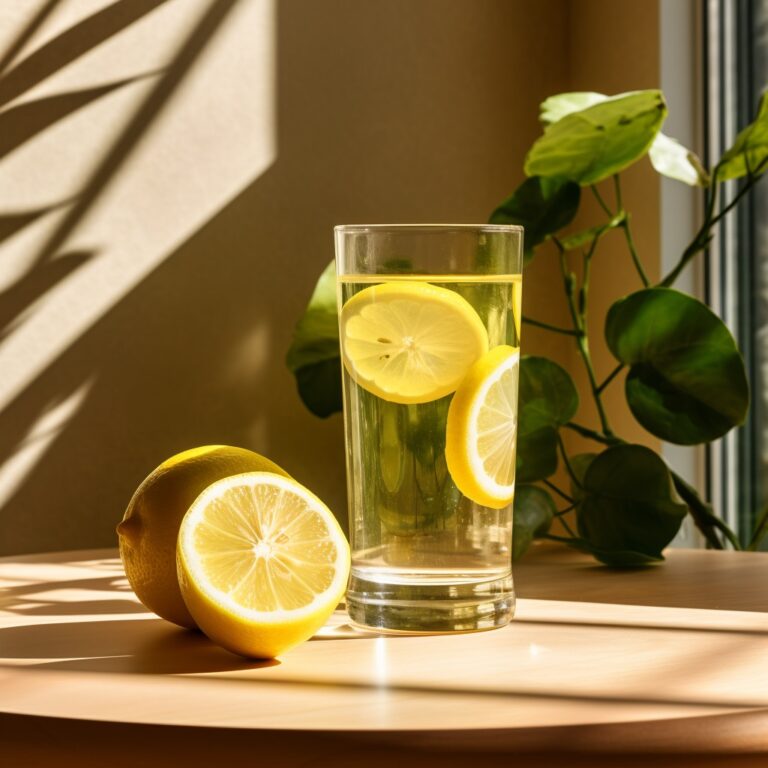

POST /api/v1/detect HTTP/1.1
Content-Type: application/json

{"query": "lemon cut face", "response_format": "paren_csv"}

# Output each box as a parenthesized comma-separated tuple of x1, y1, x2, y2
(340, 282, 489, 404)
(445, 346, 520, 509)
(177, 472, 350, 658)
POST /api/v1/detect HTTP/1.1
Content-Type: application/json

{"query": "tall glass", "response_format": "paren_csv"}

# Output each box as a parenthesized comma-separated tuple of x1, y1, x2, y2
(335, 225, 523, 632)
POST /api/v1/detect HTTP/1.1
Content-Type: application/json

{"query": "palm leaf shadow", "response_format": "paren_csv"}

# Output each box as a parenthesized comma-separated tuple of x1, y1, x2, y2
(0, 203, 70, 247)
(0, 0, 238, 335)
(0, 0, 246, 555)
(0, 0, 169, 108)
(0, 250, 94, 341)
(0, 74, 160, 162)
(0, 0, 63, 75)
(28, 0, 241, 268)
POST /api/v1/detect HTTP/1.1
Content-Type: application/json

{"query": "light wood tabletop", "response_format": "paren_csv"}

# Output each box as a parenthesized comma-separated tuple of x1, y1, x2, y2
(2, 543, 768, 767)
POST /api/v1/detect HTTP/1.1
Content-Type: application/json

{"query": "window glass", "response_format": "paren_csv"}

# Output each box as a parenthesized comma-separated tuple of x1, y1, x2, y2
(705, 0, 768, 548)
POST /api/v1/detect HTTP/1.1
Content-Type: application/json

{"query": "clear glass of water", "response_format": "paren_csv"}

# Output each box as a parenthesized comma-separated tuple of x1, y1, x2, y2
(335, 224, 523, 632)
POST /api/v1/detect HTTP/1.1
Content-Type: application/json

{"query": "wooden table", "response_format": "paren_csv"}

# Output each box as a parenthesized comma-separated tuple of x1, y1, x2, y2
(2, 543, 768, 767)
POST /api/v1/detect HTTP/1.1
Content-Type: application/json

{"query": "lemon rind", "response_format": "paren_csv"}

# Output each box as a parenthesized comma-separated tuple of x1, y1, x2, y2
(445, 346, 519, 509)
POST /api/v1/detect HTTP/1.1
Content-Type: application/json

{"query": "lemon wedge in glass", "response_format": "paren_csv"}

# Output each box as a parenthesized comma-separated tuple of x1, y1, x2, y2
(445, 345, 520, 509)
(340, 281, 489, 404)
(177, 472, 350, 659)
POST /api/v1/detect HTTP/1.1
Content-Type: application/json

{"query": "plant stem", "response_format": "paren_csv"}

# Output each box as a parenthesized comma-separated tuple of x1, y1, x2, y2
(613, 174, 623, 210)
(563, 421, 622, 445)
(659, 183, 719, 287)
(558, 514, 579, 539)
(564, 422, 610, 444)
(621, 216, 650, 287)
(558, 433, 582, 488)
(596, 363, 625, 394)
(748, 505, 768, 551)
(543, 478, 574, 504)
(709, 176, 763, 226)
(579, 232, 600, 316)
(671, 472, 741, 550)
(576, 337, 614, 436)
(659, 163, 767, 288)
(613, 175, 649, 287)
(591, 184, 613, 217)
(553, 237, 615, 438)
(579, 250, 591, 316)
(522, 315, 579, 336)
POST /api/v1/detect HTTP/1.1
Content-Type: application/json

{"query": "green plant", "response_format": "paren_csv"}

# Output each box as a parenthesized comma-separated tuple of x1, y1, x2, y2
(287, 88, 768, 565)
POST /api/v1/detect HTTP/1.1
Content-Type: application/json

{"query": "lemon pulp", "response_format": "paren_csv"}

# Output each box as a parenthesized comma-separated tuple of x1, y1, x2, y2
(177, 472, 350, 658)
(340, 281, 489, 404)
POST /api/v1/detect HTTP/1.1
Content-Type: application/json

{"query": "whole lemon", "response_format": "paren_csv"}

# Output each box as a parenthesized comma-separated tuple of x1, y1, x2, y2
(117, 445, 290, 628)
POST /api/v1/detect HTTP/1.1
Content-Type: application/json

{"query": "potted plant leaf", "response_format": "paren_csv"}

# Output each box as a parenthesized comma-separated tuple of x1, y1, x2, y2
(287, 88, 768, 565)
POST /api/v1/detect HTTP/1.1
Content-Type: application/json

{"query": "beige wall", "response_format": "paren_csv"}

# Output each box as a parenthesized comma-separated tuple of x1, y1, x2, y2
(0, 0, 573, 554)
(0, 0, 663, 555)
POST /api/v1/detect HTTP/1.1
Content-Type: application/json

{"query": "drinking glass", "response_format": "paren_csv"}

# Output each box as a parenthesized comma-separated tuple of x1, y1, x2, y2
(335, 224, 523, 632)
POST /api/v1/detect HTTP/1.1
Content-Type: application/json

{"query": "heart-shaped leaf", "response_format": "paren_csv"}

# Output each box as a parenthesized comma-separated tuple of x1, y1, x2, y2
(292, 358, 343, 419)
(539, 91, 708, 188)
(649, 132, 710, 187)
(717, 90, 768, 181)
(525, 90, 667, 185)
(515, 356, 579, 482)
(519, 355, 579, 429)
(605, 288, 749, 444)
(489, 176, 580, 261)
(516, 426, 558, 484)
(568, 452, 598, 499)
(576, 444, 687, 565)
(539, 91, 608, 125)
(286, 261, 342, 417)
(513, 485, 556, 560)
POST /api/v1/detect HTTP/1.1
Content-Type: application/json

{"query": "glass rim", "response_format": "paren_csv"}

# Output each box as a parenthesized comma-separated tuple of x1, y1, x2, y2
(334, 223, 523, 234)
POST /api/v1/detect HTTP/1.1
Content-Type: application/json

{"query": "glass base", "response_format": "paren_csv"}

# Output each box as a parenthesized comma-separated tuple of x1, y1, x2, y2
(346, 571, 515, 633)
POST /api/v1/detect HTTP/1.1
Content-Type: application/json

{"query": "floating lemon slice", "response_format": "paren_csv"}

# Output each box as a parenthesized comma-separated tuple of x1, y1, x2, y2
(177, 472, 350, 658)
(445, 345, 520, 509)
(340, 282, 489, 404)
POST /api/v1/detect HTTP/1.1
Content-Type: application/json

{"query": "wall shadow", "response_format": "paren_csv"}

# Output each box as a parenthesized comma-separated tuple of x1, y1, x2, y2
(0, 0, 169, 105)
(0, 0, 559, 554)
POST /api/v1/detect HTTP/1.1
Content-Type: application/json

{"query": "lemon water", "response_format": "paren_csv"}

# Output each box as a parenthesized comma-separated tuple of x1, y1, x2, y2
(339, 274, 521, 632)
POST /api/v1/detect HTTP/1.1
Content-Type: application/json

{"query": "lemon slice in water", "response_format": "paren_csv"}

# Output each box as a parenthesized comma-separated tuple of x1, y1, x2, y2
(340, 281, 489, 404)
(445, 345, 520, 509)
(177, 472, 350, 658)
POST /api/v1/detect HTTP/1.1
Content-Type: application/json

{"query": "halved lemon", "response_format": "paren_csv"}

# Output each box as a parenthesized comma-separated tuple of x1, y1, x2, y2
(177, 472, 350, 659)
(340, 281, 489, 404)
(117, 445, 290, 629)
(445, 345, 520, 509)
